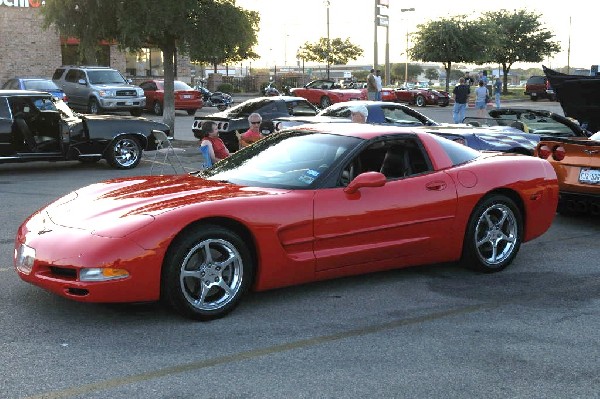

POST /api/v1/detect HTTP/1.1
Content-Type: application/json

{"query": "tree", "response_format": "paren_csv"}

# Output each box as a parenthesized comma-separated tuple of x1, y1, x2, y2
(424, 68, 439, 82)
(409, 16, 483, 92)
(390, 63, 423, 84)
(41, 0, 259, 135)
(297, 37, 363, 79)
(482, 9, 560, 93)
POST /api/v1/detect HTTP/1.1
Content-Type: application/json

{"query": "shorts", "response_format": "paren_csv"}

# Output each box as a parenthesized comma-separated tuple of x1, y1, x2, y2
(475, 101, 486, 110)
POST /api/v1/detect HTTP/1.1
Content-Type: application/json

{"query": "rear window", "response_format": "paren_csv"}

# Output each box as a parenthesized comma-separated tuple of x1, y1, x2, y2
(527, 76, 546, 85)
(431, 134, 480, 165)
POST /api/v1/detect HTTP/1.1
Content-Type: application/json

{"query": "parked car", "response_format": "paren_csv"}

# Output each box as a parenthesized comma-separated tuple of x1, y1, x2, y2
(524, 75, 556, 101)
(463, 108, 592, 138)
(535, 132, 600, 215)
(2, 77, 68, 103)
(14, 123, 558, 320)
(392, 86, 450, 107)
(139, 79, 203, 116)
(274, 100, 439, 130)
(0, 90, 169, 169)
(52, 65, 145, 116)
(192, 96, 319, 152)
(289, 79, 367, 108)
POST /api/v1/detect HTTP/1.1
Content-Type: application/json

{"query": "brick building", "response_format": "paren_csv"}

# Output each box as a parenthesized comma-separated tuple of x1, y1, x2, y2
(0, 2, 193, 86)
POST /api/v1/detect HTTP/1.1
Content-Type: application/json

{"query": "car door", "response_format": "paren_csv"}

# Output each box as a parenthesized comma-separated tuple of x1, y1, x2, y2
(313, 138, 458, 272)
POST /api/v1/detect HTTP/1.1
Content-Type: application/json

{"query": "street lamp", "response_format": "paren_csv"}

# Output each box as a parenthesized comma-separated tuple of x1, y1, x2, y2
(325, 0, 331, 79)
(400, 8, 415, 87)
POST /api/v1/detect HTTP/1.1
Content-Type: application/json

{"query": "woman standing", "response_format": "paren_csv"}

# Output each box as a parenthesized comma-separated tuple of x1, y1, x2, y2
(197, 121, 230, 164)
(474, 80, 489, 118)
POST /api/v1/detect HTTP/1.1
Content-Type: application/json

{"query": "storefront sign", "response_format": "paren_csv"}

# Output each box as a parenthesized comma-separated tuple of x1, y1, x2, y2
(0, 0, 43, 8)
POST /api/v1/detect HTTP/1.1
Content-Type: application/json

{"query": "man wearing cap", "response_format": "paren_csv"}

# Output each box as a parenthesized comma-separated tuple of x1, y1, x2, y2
(239, 112, 264, 148)
(349, 104, 368, 123)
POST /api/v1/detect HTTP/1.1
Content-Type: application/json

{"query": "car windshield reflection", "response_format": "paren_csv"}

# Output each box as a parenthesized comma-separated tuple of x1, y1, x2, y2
(201, 131, 362, 189)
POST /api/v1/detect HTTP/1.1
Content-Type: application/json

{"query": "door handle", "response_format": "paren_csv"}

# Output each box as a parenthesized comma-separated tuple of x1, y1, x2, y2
(426, 181, 447, 191)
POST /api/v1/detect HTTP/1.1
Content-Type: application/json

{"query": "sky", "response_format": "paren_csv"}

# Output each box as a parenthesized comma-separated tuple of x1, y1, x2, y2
(235, 0, 596, 71)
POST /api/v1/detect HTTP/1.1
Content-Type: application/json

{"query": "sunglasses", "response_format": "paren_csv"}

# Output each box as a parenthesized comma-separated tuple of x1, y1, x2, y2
(250, 121, 261, 124)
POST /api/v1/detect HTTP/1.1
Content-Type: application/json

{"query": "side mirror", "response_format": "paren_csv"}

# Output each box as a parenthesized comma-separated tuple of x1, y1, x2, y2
(127, 79, 133, 84)
(344, 172, 386, 194)
(77, 79, 87, 86)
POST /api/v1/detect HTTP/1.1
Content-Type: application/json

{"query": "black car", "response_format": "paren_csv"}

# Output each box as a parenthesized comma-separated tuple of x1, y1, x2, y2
(192, 96, 319, 151)
(0, 90, 170, 169)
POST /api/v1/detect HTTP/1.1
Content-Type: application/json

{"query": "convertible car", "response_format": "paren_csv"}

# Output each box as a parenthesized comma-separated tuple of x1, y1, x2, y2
(536, 132, 600, 215)
(289, 79, 367, 108)
(15, 123, 558, 320)
(381, 86, 450, 107)
(192, 96, 318, 152)
(0, 90, 170, 169)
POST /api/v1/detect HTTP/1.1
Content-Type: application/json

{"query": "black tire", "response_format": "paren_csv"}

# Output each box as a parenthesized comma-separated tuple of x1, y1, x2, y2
(460, 195, 522, 273)
(161, 224, 254, 320)
(320, 96, 332, 108)
(88, 98, 101, 114)
(153, 101, 163, 116)
(530, 95, 539, 101)
(217, 104, 227, 111)
(186, 109, 197, 116)
(415, 95, 426, 107)
(105, 136, 142, 169)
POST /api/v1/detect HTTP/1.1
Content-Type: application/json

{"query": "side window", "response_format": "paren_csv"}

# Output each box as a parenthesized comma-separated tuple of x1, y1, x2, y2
(64, 69, 80, 83)
(0, 97, 11, 119)
(52, 69, 65, 80)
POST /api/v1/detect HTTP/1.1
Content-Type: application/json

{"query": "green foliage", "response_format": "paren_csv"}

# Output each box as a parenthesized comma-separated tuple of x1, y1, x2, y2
(296, 38, 363, 66)
(390, 63, 423, 83)
(217, 83, 234, 93)
(424, 68, 439, 81)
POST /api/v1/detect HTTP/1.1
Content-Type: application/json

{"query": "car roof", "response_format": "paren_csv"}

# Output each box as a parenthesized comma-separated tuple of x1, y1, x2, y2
(0, 90, 53, 97)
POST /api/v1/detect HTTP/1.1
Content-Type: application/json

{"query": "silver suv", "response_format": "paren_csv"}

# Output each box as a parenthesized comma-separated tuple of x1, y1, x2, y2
(52, 66, 145, 116)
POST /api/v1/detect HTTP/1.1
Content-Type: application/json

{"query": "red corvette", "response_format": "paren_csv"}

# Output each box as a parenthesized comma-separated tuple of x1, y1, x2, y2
(15, 124, 558, 320)
(393, 87, 450, 107)
(139, 79, 203, 116)
(290, 79, 366, 108)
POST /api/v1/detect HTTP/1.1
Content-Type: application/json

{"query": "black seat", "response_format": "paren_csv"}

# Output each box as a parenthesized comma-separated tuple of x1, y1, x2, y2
(380, 145, 412, 178)
(14, 117, 38, 151)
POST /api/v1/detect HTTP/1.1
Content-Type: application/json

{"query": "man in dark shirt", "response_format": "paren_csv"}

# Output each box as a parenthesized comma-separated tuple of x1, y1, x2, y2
(452, 78, 470, 123)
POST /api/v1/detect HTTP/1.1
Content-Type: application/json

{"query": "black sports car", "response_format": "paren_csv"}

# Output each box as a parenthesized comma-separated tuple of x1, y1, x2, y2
(0, 90, 170, 169)
(192, 96, 319, 152)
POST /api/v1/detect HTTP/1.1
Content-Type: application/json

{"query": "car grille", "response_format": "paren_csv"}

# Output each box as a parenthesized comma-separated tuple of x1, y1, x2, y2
(116, 90, 138, 97)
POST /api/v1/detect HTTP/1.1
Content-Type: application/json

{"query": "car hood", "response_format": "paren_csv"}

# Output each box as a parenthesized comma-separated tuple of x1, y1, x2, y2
(43, 175, 284, 233)
(543, 65, 600, 133)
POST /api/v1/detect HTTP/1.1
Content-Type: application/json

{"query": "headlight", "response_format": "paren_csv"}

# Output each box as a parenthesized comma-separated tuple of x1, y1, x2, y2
(98, 90, 115, 97)
(80, 268, 130, 281)
(15, 243, 36, 274)
(136, 88, 144, 96)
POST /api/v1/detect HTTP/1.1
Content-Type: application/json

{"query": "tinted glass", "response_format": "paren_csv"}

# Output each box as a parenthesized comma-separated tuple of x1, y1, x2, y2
(431, 134, 480, 165)
(23, 80, 60, 91)
(87, 70, 126, 84)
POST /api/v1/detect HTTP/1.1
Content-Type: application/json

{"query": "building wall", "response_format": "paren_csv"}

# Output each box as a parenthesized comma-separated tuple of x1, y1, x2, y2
(0, 6, 62, 84)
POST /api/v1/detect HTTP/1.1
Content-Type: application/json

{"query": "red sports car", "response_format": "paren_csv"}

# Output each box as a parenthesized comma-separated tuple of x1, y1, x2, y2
(393, 87, 450, 107)
(15, 124, 558, 320)
(290, 79, 366, 108)
(139, 79, 203, 116)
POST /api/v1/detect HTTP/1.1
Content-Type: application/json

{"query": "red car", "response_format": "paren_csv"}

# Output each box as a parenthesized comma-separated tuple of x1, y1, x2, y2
(393, 87, 450, 107)
(14, 124, 558, 320)
(290, 79, 366, 108)
(139, 79, 203, 116)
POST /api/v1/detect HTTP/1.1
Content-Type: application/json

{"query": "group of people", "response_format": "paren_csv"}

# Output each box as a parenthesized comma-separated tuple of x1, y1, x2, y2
(452, 72, 503, 123)
(196, 112, 275, 165)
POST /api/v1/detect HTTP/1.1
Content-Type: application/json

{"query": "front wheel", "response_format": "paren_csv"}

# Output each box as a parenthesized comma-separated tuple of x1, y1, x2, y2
(460, 195, 522, 273)
(88, 98, 101, 114)
(186, 109, 197, 116)
(105, 136, 142, 169)
(161, 224, 254, 320)
(153, 101, 163, 116)
(320, 96, 332, 108)
(217, 104, 227, 111)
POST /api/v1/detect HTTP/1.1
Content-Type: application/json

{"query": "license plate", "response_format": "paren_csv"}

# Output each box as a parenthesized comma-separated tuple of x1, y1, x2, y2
(125, 101, 133, 105)
(579, 167, 600, 184)
(183, 95, 192, 99)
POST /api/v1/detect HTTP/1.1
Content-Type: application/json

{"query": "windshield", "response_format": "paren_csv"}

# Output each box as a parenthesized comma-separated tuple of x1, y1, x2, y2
(87, 70, 127, 85)
(202, 131, 362, 189)
(222, 98, 277, 117)
(318, 103, 352, 118)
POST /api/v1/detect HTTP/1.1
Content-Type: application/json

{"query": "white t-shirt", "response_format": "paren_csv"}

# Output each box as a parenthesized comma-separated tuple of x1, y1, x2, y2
(375, 76, 382, 91)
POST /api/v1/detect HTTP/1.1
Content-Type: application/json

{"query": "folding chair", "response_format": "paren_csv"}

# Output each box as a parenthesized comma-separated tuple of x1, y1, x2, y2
(150, 130, 186, 175)
(199, 145, 213, 169)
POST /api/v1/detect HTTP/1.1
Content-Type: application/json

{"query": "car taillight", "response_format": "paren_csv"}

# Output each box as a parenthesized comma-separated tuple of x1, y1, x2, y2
(552, 145, 565, 161)
(537, 144, 551, 159)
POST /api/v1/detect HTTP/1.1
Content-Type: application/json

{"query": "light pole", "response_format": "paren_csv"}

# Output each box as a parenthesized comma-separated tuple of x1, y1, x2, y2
(325, 0, 331, 80)
(400, 8, 415, 86)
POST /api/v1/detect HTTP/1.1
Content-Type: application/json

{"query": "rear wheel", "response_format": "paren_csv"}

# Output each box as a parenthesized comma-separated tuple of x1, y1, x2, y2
(186, 109, 197, 116)
(415, 95, 426, 107)
(217, 104, 227, 111)
(105, 136, 142, 169)
(320, 96, 332, 108)
(161, 224, 254, 320)
(153, 101, 163, 116)
(460, 195, 522, 273)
